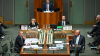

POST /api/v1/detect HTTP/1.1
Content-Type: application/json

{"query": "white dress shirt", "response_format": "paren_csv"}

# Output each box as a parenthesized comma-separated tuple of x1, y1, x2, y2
(62, 20, 66, 26)
(76, 35, 80, 45)
(32, 23, 35, 25)
(46, 4, 49, 11)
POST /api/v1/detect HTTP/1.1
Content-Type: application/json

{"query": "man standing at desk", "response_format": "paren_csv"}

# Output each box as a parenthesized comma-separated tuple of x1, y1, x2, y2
(58, 16, 69, 26)
(14, 31, 30, 53)
(42, 0, 53, 11)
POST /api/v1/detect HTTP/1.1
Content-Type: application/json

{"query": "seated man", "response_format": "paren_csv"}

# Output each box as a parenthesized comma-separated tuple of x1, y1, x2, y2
(0, 22, 9, 36)
(87, 15, 100, 37)
(58, 16, 69, 26)
(28, 18, 39, 28)
(0, 25, 3, 37)
(70, 30, 85, 56)
(14, 31, 30, 53)
(87, 35, 100, 46)
(42, 0, 53, 11)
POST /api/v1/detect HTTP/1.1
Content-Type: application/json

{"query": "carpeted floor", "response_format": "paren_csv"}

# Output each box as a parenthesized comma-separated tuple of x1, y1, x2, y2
(0, 25, 100, 56)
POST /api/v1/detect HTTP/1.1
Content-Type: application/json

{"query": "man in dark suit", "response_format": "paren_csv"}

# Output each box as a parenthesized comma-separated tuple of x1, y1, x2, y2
(58, 16, 69, 26)
(0, 25, 3, 37)
(70, 30, 85, 56)
(0, 22, 9, 36)
(87, 15, 100, 37)
(14, 31, 30, 53)
(42, 0, 53, 11)
(28, 19, 39, 28)
(88, 35, 100, 46)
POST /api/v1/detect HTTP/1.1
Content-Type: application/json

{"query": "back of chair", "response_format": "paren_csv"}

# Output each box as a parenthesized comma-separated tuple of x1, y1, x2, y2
(2, 43, 8, 52)
(10, 39, 13, 48)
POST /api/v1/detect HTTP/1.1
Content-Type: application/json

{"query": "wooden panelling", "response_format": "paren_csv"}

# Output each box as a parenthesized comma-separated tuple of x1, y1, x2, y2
(70, 1, 72, 7)
(3, 21, 13, 25)
(54, 0, 63, 11)
(34, 0, 43, 11)
(0, 16, 3, 23)
(26, 1, 28, 7)
(34, 11, 63, 28)
(84, 21, 95, 25)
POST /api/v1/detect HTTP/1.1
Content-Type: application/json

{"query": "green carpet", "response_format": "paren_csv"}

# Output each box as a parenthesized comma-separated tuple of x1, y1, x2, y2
(0, 25, 100, 56)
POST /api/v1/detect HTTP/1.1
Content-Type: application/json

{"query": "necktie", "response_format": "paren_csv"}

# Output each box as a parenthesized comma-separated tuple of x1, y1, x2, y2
(76, 37, 78, 44)
(47, 4, 49, 11)
(63, 21, 64, 26)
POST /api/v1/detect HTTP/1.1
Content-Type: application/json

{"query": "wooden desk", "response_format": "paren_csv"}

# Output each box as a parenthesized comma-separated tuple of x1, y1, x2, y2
(20, 38, 70, 56)
(20, 29, 75, 56)
(0, 16, 3, 23)
(34, 11, 63, 28)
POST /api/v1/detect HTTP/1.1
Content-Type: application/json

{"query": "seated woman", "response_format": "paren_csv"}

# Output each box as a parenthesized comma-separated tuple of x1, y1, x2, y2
(28, 18, 39, 28)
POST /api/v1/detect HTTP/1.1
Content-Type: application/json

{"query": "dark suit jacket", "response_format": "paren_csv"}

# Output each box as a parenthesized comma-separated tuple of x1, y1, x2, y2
(0, 25, 3, 34)
(14, 35, 25, 52)
(28, 22, 39, 28)
(71, 35, 85, 47)
(42, 3, 53, 11)
(58, 21, 69, 26)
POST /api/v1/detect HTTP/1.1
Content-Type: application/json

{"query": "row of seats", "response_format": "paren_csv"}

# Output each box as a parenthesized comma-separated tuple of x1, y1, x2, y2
(0, 39, 18, 56)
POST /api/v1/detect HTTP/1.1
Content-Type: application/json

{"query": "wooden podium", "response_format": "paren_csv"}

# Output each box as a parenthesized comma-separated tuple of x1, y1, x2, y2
(34, 0, 63, 28)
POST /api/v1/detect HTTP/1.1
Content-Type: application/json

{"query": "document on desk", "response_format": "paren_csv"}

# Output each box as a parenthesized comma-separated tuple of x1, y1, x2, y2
(23, 46, 31, 48)
(62, 43, 69, 45)
(63, 25, 72, 30)
(55, 41, 63, 43)
(25, 38, 39, 44)
(56, 44, 64, 49)
(31, 45, 38, 48)
(21, 25, 28, 30)
(49, 47, 57, 49)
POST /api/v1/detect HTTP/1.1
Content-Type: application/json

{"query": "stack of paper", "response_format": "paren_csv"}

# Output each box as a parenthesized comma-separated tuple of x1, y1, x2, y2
(63, 25, 72, 30)
(23, 46, 31, 48)
(56, 44, 64, 49)
(49, 47, 57, 49)
(21, 25, 28, 30)
(55, 41, 63, 44)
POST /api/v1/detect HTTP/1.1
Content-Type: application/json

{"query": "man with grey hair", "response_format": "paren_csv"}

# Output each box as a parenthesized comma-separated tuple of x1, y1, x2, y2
(14, 31, 30, 53)
(87, 15, 100, 37)
(28, 18, 39, 28)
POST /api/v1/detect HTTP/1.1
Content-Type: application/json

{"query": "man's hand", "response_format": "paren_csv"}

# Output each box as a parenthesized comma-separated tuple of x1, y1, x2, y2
(27, 43, 30, 45)
(93, 25, 97, 27)
(0, 23, 1, 25)
(78, 45, 81, 47)
(22, 35, 26, 39)
(72, 45, 75, 47)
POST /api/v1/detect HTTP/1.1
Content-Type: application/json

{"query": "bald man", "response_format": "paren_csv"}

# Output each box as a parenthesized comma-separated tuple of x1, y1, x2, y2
(70, 30, 85, 56)
(14, 31, 30, 53)
(58, 16, 69, 26)
(42, 0, 53, 11)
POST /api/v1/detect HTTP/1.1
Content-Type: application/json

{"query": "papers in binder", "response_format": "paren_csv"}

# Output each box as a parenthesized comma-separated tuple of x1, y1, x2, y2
(63, 25, 72, 30)
(25, 38, 39, 44)
(21, 25, 28, 30)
